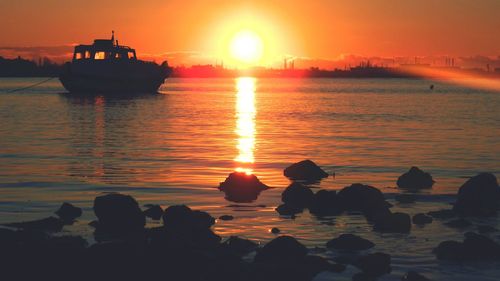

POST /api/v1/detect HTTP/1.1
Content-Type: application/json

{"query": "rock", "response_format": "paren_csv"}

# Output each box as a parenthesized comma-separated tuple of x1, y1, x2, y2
(433, 232, 500, 260)
(162, 205, 215, 231)
(254, 235, 308, 263)
(283, 159, 329, 181)
(271, 227, 280, 234)
(143, 205, 163, 220)
(55, 202, 82, 222)
(326, 234, 375, 251)
(477, 225, 498, 234)
(354, 252, 391, 277)
(397, 167, 434, 189)
(93, 193, 145, 233)
(427, 209, 456, 220)
(444, 218, 471, 229)
(308, 190, 344, 216)
(218, 215, 234, 221)
(453, 173, 500, 216)
(3, 216, 64, 232)
(352, 272, 377, 281)
(302, 255, 345, 276)
(337, 183, 391, 214)
(412, 213, 433, 225)
(402, 271, 431, 281)
(275, 204, 303, 216)
(374, 212, 411, 233)
(221, 236, 258, 257)
(218, 172, 269, 203)
(281, 182, 314, 208)
(395, 194, 416, 203)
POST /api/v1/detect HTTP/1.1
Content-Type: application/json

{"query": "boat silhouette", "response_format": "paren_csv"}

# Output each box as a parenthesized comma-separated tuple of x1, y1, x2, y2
(59, 31, 171, 94)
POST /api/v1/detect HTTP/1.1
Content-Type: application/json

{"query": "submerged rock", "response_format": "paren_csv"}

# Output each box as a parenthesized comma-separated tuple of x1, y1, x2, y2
(283, 160, 329, 181)
(453, 173, 500, 217)
(433, 232, 500, 260)
(93, 193, 145, 233)
(143, 205, 163, 220)
(402, 271, 431, 281)
(254, 235, 307, 263)
(281, 182, 314, 209)
(3, 216, 64, 232)
(271, 227, 280, 234)
(444, 218, 472, 229)
(412, 213, 433, 225)
(354, 252, 391, 277)
(395, 194, 416, 204)
(427, 209, 456, 220)
(275, 204, 303, 216)
(218, 172, 269, 203)
(397, 167, 434, 189)
(55, 202, 82, 222)
(218, 215, 234, 221)
(326, 234, 374, 251)
(308, 190, 344, 216)
(374, 212, 411, 233)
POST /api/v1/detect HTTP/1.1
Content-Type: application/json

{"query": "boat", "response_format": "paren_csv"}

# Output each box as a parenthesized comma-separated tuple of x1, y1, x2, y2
(59, 32, 171, 94)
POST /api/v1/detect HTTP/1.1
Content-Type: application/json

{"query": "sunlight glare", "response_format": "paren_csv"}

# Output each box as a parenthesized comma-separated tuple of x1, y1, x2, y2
(234, 77, 256, 174)
(230, 30, 264, 64)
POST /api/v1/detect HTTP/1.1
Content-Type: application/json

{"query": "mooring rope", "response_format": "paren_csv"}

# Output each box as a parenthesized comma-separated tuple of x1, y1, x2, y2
(1, 77, 57, 93)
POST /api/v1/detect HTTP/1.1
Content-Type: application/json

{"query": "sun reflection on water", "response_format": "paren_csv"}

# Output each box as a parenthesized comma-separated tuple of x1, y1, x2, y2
(234, 77, 256, 174)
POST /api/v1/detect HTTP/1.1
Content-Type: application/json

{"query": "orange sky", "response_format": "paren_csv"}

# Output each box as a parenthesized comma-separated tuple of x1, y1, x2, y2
(1, 0, 499, 67)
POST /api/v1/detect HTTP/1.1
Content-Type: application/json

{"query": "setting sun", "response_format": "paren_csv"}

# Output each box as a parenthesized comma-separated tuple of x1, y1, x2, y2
(229, 30, 263, 64)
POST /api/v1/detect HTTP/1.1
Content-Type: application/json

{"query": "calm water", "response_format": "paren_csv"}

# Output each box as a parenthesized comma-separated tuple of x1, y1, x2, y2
(0, 77, 499, 280)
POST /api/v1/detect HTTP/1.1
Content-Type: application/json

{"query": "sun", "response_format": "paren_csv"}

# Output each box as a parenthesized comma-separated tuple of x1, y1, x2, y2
(229, 30, 264, 64)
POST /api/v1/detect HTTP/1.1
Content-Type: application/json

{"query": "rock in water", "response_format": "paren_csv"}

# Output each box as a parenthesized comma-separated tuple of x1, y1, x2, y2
(218, 215, 234, 221)
(3, 216, 64, 232)
(395, 194, 416, 203)
(93, 193, 145, 233)
(374, 212, 411, 233)
(218, 172, 269, 203)
(397, 167, 434, 189)
(337, 183, 391, 214)
(326, 234, 375, 251)
(402, 271, 431, 281)
(433, 232, 500, 260)
(283, 160, 329, 181)
(308, 189, 344, 216)
(453, 173, 500, 216)
(412, 213, 433, 225)
(254, 235, 308, 263)
(354, 252, 392, 277)
(162, 205, 215, 231)
(55, 202, 82, 222)
(281, 182, 314, 209)
(143, 205, 163, 220)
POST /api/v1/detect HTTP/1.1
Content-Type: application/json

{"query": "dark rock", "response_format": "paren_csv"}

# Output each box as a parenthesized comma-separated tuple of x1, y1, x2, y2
(303, 255, 345, 275)
(374, 212, 411, 233)
(275, 203, 303, 216)
(352, 272, 377, 281)
(453, 173, 500, 216)
(444, 218, 472, 229)
(143, 205, 163, 220)
(433, 232, 500, 260)
(281, 182, 314, 208)
(162, 205, 215, 231)
(218, 172, 269, 203)
(354, 252, 391, 277)
(271, 227, 280, 234)
(397, 167, 434, 189)
(395, 194, 416, 203)
(337, 183, 391, 214)
(283, 159, 329, 181)
(93, 193, 145, 233)
(254, 235, 308, 263)
(326, 234, 375, 251)
(309, 189, 344, 216)
(55, 202, 82, 222)
(412, 213, 433, 225)
(477, 225, 498, 234)
(221, 236, 258, 257)
(427, 209, 456, 220)
(3, 216, 64, 232)
(219, 215, 234, 221)
(402, 271, 431, 281)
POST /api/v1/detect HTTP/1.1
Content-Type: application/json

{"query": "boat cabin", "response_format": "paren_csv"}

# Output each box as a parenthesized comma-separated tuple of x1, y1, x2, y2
(72, 31, 137, 62)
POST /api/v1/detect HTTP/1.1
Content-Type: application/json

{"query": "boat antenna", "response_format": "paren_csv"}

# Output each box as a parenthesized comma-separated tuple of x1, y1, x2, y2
(111, 30, 115, 43)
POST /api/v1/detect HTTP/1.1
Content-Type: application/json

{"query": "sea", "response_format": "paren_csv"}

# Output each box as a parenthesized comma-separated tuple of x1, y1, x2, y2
(0, 77, 499, 280)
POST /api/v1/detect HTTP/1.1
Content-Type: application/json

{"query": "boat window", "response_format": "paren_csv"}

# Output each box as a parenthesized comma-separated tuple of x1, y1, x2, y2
(75, 52, 83, 60)
(128, 52, 136, 59)
(84, 51, 91, 59)
(115, 53, 122, 59)
(94, 51, 106, 60)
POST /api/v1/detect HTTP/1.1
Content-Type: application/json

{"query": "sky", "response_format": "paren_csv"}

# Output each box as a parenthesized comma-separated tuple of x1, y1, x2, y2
(1, 0, 499, 67)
